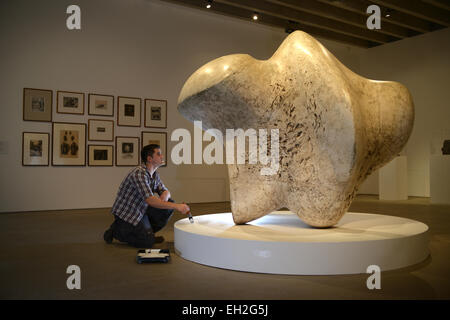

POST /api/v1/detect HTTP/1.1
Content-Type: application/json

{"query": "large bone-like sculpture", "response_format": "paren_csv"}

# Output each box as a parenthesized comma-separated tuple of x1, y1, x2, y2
(177, 31, 414, 227)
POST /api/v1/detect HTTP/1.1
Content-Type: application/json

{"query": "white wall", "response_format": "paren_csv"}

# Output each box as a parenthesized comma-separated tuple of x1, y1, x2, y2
(0, 0, 364, 212)
(357, 27, 450, 197)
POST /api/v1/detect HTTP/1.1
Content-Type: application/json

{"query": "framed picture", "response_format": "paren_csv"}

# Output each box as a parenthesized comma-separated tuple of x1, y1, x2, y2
(22, 132, 50, 166)
(52, 122, 86, 166)
(117, 96, 141, 127)
(88, 145, 113, 166)
(23, 88, 52, 122)
(88, 119, 114, 141)
(88, 93, 114, 117)
(145, 99, 167, 128)
(57, 91, 85, 115)
(116, 136, 140, 166)
(142, 131, 167, 167)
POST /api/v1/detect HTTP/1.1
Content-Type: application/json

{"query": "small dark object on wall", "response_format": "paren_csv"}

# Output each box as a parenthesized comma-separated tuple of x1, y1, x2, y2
(442, 140, 450, 155)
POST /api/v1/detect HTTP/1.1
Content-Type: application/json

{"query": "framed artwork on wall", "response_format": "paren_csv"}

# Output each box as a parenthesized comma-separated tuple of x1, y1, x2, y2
(142, 131, 167, 167)
(52, 122, 86, 166)
(57, 90, 85, 115)
(22, 132, 50, 166)
(117, 96, 141, 127)
(88, 93, 114, 117)
(88, 119, 114, 141)
(23, 88, 53, 122)
(88, 145, 113, 166)
(116, 136, 140, 166)
(144, 99, 167, 128)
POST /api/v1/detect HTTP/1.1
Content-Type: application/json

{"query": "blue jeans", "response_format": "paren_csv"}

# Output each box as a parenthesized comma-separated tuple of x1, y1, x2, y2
(111, 199, 175, 248)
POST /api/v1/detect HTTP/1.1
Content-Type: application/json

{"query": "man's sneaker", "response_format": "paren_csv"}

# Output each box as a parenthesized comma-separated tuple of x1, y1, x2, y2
(103, 228, 113, 244)
(154, 236, 165, 244)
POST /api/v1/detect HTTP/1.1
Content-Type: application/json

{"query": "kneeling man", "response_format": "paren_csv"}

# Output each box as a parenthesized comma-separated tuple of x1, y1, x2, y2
(103, 144, 190, 248)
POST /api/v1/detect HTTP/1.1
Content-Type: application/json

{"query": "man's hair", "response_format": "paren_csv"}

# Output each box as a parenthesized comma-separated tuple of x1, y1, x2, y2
(141, 144, 160, 163)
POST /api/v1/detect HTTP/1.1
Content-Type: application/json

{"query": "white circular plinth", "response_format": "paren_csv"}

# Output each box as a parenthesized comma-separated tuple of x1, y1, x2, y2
(174, 212, 429, 275)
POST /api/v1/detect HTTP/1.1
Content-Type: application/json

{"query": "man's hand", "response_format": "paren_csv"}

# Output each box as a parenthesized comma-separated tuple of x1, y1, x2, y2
(176, 203, 190, 215)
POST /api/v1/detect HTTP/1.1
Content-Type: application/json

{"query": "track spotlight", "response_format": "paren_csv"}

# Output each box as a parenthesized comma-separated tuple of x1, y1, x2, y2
(206, 0, 212, 9)
(285, 20, 298, 34)
(252, 12, 259, 21)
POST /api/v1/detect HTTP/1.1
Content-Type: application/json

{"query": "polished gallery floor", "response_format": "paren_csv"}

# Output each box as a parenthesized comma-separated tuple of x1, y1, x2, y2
(0, 195, 449, 299)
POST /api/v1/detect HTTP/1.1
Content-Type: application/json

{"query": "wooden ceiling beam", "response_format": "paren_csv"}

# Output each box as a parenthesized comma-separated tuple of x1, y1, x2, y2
(214, 0, 395, 43)
(160, 0, 374, 47)
(422, 0, 450, 12)
(265, 0, 415, 39)
(371, 0, 450, 26)
(317, 0, 436, 33)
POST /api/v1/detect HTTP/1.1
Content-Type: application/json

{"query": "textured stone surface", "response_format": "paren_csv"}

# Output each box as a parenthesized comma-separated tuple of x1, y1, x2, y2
(177, 31, 414, 227)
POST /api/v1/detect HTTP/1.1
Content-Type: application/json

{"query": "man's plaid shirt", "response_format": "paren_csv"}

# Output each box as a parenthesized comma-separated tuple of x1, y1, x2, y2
(111, 163, 168, 226)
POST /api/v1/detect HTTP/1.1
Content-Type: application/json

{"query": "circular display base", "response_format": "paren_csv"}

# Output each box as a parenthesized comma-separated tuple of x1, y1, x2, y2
(174, 211, 429, 275)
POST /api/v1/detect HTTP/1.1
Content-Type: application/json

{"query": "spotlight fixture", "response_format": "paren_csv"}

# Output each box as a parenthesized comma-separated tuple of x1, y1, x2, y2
(206, 0, 212, 9)
(285, 20, 298, 34)
(285, 27, 294, 34)
(385, 8, 392, 18)
(252, 12, 259, 21)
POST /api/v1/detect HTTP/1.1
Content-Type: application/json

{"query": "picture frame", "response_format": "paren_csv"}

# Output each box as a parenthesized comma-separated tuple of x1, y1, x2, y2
(117, 96, 141, 127)
(88, 93, 114, 117)
(144, 99, 167, 128)
(116, 136, 140, 166)
(142, 131, 167, 167)
(22, 132, 50, 166)
(88, 119, 114, 141)
(52, 122, 86, 166)
(23, 88, 53, 122)
(57, 90, 85, 115)
(88, 145, 113, 166)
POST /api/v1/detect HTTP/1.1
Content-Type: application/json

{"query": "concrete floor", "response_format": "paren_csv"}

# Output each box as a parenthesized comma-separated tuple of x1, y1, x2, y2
(0, 195, 449, 300)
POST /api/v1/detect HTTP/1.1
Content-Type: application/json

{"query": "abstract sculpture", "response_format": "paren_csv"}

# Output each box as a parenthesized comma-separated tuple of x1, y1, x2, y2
(177, 31, 414, 227)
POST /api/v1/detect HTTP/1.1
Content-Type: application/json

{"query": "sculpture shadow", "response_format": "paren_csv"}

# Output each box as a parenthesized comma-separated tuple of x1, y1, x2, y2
(241, 212, 428, 239)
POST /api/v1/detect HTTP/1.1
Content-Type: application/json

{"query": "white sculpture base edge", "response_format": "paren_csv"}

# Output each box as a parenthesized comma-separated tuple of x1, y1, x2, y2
(174, 211, 429, 275)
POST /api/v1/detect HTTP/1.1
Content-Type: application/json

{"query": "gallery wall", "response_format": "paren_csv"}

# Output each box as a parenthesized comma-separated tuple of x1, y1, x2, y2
(358, 27, 450, 197)
(4, 0, 445, 212)
(0, 0, 366, 212)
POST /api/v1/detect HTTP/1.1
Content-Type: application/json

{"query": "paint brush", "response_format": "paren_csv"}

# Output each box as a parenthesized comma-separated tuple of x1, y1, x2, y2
(183, 202, 194, 223)
(187, 210, 194, 223)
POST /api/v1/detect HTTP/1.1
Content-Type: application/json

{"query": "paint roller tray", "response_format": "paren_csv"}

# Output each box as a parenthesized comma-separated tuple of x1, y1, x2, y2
(136, 249, 170, 264)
